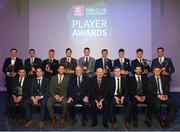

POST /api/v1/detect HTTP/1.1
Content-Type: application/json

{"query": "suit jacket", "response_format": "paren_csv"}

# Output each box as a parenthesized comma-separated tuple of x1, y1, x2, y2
(60, 57, 77, 71)
(42, 58, 59, 78)
(68, 75, 90, 99)
(49, 74, 69, 98)
(78, 57, 95, 74)
(147, 75, 169, 97)
(128, 75, 148, 97)
(94, 58, 113, 72)
(3, 57, 23, 75)
(131, 58, 151, 74)
(151, 57, 175, 75)
(90, 76, 108, 100)
(114, 58, 131, 72)
(108, 76, 128, 98)
(12, 76, 31, 100)
(24, 57, 42, 74)
(31, 76, 49, 98)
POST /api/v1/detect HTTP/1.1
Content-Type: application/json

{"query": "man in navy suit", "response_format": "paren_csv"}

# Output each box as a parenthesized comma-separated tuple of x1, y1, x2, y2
(67, 66, 90, 126)
(94, 49, 113, 77)
(42, 49, 59, 79)
(131, 48, 151, 76)
(108, 67, 132, 129)
(10, 68, 31, 124)
(147, 66, 179, 128)
(24, 67, 49, 128)
(114, 49, 131, 77)
(2, 48, 23, 114)
(151, 47, 175, 89)
(24, 49, 42, 77)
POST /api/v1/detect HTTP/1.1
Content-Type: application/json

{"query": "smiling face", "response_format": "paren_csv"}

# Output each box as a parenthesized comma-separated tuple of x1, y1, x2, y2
(101, 50, 108, 58)
(157, 49, 164, 57)
(75, 66, 83, 76)
(134, 66, 142, 75)
(153, 67, 161, 76)
(136, 51, 143, 59)
(36, 68, 43, 78)
(114, 68, 121, 77)
(18, 69, 26, 78)
(66, 50, 72, 57)
(84, 49, 90, 57)
(58, 66, 65, 75)
(49, 51, 55, 58)
(96, 68, 104, 78)
(11, 50, 17, 58)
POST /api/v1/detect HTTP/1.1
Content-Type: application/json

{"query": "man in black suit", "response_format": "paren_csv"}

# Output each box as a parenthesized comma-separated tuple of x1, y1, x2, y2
(131, 48, 151, 76)
(2, 48, 23, 114)
(114, 49, 131, 77)
(67, 66, 90, 126)
(128, 64, 152, 127)
(147, 66, 179, 128)
(94, 49, 113, 77)
(42, 49, 59, 79)
(90, 68, 109, 128)
(24, 68, 49, 128)
(24, 49, 42, 77)
(108, 67, 132, 129)
(10, 68, 31, 124)
(151, 47, 175, 88)
(60, 48, 77, 76)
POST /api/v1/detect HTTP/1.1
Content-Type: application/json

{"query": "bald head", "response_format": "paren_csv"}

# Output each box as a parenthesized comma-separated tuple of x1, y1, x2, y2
(96, 68, 104, 78)
(75, 66, 83, 76)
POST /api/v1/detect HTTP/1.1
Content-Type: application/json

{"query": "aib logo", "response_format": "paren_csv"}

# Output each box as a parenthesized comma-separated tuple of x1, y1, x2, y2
(73, 5, 85, 17)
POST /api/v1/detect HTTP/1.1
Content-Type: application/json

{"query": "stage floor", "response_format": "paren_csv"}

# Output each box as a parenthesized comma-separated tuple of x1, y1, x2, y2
(0, 91, 180, 131)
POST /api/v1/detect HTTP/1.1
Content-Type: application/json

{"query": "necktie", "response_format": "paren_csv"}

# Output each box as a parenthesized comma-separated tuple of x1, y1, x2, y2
(38, 79, 41, 88)
(86, 57, 88, 63)
(156, 78, 161, 95)
(137, 76, 141, 83)
(77, 76, 81, 88)
(19, 78, 22, 87)
(139, 59, 142, 63)
(103, 59, 106, 69)
(98, 78, 101, 88)
(30, 58, 34, 66)
(117, 78, 120, 95)
(58, 76, 62, 84)
(159, 58, 162, 64)
(50, 58, 53, 63)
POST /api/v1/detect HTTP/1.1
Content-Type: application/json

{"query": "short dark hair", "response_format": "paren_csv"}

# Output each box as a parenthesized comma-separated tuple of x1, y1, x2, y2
(29, 49, 35, 52)
(49, 49, 55, 52)
(10, 48, 17, 52)
(18, 67, 26, 71)
(84, 47, 90, 51)
(135, 63, 143, 69)
(66, 48, 72, 53)
(102, 49, 108, 52)
(36, 67, 42, 71)
(157, 47, 164, 52)
(58, 65, 64, 68)
(136, 48, 143, 53)
(114, 66, 121, 71)
(153, 65, 161, 70)
(119, 49, 125, 53)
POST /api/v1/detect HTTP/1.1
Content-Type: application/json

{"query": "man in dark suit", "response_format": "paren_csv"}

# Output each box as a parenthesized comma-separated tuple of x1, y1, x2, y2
(128, 64, 152, 127)
(108, 67, 132, 129)
(2, 48, 23, 114)
(24, 68, 49, 128)
(147, 66, 179, 128)
(60, 48, 77, 76)
(67, 66, 90, 126)
(151, 47, 175, 89)
(24, 49, 42, 77)
(78, 47, 96, 78)
(131, 48, 151, 76)
(94, 49, 113, 77)
(90, 68, 109, 128)
(47, 65, 69, 126)
(42, 49, 59, 79)
(114, 49, 131, 77)
(10, 68, 31, 124)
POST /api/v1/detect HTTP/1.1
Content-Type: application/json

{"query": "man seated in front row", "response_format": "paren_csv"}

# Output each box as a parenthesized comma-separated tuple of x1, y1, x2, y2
(67, 66, 90, 126)
(25, 67, 49, 128)
(108, 67, 132, 129)
(90, 68, 109, 128)
(147, 66, 179, 128)
(10, 68, 30, 124)
(47, 65, 69, 126)
(128, 64, 152, 127)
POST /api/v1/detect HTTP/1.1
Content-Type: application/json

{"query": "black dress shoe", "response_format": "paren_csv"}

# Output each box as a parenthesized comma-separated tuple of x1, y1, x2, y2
(91, 122, 97, 127)
(164, 119, 170, 128)
(144, 120, 152, 127)
(103, 123, 109, 128)
(81, 120, 86, 126)
(133, 121, 138, 127)
(159, 120, 165, 128)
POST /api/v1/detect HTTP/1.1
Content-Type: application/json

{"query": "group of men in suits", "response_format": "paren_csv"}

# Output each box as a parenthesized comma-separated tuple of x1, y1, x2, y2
(2, 47, 179, 129)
